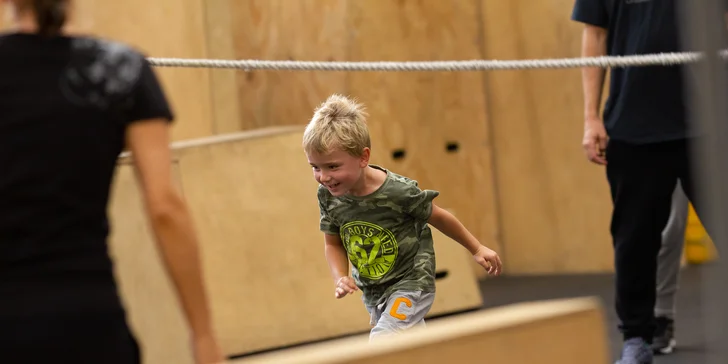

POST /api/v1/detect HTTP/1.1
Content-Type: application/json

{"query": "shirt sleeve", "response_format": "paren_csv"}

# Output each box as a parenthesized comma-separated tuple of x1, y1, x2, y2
(318, 188, 340, 235)
(571, 0, 609, 28)
(125, 57, 175, 125)
(403, 181, 440, 222)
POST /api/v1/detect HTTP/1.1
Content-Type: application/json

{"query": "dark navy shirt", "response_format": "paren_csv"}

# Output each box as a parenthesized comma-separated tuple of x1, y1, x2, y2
(571, 0, 690, 144)
(0, 32, 173, 317)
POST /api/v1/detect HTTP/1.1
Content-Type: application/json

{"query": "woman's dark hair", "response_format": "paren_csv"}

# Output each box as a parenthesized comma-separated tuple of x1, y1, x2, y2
(32, 0, 68, 37)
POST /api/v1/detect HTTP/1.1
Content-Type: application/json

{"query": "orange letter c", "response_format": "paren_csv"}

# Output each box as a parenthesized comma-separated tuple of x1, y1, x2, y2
(389, 297, 413, 320)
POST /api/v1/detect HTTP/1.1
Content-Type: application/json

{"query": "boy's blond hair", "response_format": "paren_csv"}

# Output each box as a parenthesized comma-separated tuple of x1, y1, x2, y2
(303, 94, 371, 157)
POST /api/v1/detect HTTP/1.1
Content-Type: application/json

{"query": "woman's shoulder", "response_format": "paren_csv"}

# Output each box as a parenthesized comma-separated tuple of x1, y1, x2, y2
(69, 34, 147, 64)
(61, 35, 153, 106)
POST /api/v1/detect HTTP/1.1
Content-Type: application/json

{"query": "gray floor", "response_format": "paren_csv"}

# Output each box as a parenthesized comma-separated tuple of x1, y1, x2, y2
(478, 265, 711, 363)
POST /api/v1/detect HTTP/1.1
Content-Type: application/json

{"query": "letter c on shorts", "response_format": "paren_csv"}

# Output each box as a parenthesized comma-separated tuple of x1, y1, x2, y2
(389, 297, 413, 320)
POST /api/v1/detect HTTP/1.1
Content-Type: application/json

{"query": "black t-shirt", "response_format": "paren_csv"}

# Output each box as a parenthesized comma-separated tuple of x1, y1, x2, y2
(0, 32, 173, 318)
(571, 0, 691, 144)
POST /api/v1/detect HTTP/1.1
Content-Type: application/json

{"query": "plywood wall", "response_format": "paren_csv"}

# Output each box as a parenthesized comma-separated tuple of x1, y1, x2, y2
(196, 1, 504, 276)
(480, 0, 614, 274)
(226, 0, 350, 131)
(346, 1, 501, 277)
(207, 0, 614, 274)
(1, 1, 616, 275)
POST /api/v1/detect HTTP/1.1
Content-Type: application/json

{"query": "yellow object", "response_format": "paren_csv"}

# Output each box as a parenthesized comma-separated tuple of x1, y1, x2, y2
(684, 203, 718, 264)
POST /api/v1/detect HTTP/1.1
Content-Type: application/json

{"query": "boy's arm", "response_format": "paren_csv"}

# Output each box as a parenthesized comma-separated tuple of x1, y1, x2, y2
(427, 205, 480, 255)
(427, 204, 502, 275)
(324, 233, 350, 283)
(324, 233, 358, 297)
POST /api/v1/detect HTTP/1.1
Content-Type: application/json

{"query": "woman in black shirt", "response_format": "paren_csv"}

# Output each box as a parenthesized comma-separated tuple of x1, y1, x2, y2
(0, 1, 226, 363)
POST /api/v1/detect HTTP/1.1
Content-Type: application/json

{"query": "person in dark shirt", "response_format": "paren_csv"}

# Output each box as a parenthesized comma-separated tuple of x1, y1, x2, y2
(0, 1, 226, 363)
(571, 0, 725, 363)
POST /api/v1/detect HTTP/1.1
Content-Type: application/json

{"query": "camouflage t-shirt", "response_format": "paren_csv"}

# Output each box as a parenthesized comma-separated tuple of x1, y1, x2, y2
(317, 165, 440, 308)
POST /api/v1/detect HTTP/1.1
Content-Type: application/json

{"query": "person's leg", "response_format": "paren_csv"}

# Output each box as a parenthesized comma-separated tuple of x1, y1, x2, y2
(369, 290, 435, 341)
(652, 181, 688, 354)
(606, 140, 678, 364)
(655, 181, 689, 320)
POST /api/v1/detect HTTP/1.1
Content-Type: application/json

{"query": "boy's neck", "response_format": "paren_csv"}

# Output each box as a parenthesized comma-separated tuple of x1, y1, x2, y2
(349, 165, 386, 197)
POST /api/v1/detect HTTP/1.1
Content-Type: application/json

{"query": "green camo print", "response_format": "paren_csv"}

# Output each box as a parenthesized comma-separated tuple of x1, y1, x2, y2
(317, 165, 440, 307)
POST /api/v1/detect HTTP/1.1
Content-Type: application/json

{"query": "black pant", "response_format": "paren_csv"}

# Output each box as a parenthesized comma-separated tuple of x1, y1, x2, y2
(606, 138, 708, 343)
(0, 311, 141, 364)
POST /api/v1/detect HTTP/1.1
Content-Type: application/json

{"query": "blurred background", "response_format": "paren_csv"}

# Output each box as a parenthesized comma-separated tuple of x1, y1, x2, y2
(1, 1, 721, 363)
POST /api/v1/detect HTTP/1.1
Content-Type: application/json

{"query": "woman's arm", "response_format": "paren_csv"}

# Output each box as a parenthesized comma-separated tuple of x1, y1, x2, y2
(125, 119, 224, 363)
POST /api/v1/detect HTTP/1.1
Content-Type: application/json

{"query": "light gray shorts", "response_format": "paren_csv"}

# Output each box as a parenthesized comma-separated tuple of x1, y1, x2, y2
(365, 290, 435, 341)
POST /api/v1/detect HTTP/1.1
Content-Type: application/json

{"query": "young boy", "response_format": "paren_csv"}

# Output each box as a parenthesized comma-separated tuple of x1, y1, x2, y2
(302, 94, 502, 340)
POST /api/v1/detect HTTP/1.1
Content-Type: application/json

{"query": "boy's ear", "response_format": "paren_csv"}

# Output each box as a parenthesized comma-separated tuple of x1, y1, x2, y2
(359, 147, 371, 167)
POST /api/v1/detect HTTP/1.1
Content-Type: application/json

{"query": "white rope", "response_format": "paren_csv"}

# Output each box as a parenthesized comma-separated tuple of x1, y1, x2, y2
(147, 50, 728, 71)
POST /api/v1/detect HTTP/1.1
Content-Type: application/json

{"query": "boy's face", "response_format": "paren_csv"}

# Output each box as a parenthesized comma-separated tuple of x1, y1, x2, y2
(307, 147, 369, 197)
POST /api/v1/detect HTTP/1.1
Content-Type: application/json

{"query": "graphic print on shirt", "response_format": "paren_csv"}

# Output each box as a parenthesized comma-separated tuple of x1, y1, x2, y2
(341, 221, 398, 280)
(60, 38, 143, 110)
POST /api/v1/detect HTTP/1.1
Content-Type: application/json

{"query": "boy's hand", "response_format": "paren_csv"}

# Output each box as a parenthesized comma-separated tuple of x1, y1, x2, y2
(473, 245, 502, 276)
(335, 276, 358, 298)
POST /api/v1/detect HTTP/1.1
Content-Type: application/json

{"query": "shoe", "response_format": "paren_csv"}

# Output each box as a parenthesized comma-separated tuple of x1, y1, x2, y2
(651, 316, 676, 355)
(615, 337, 653, 364)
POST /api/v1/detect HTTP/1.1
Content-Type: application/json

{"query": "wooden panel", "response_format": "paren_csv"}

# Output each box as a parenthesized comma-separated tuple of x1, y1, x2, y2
(203, 0, 243, 134)
(0, 0, 214, 141)
(347, 0, 503, 278)
(229, 0, 349, 130)
(517, 1, 613, 273)
(108, 162, 195, 364)
(172, 128, 484, 355)
(176, 129, 370, 355)
(236, 297, 610, 364)
(480, 0, 614, 274)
